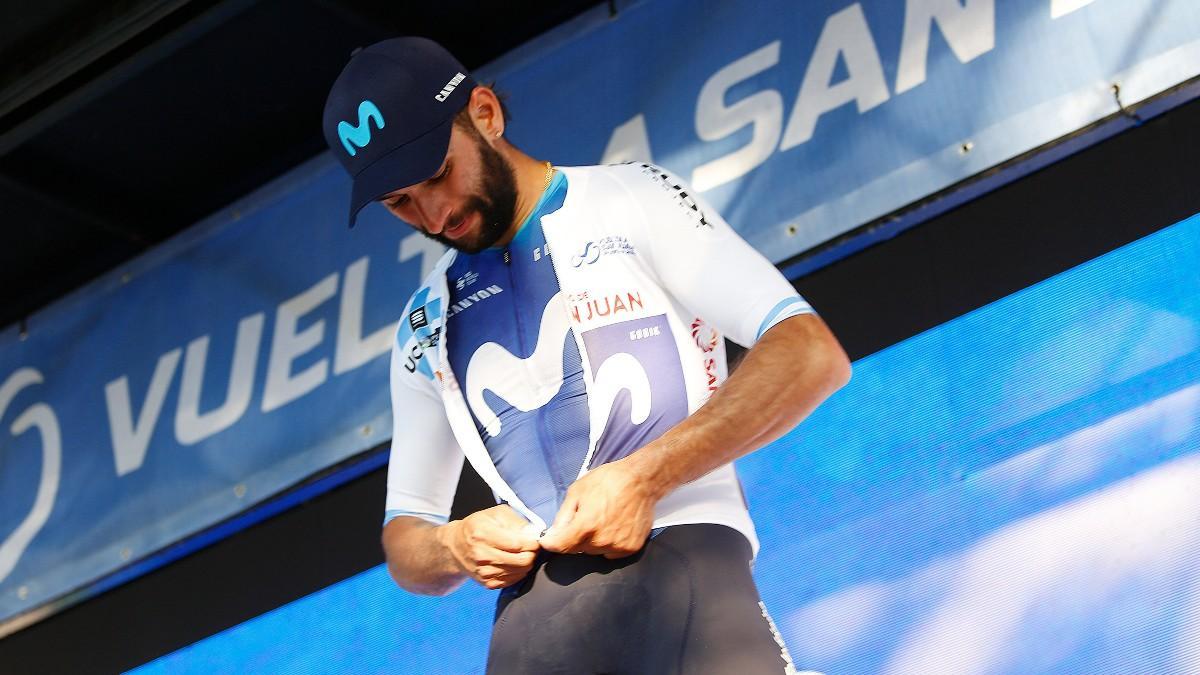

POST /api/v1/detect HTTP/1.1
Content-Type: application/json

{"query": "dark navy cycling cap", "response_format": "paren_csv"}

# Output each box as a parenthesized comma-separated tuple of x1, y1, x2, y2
(323, 37, 476, 227)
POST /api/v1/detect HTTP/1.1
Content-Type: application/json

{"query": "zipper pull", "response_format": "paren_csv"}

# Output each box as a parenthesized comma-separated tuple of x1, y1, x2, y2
(503, 249, 511, 265)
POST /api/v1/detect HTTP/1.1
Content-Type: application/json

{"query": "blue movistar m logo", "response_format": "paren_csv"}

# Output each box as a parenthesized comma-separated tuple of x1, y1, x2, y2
(337, 100, 385, 157)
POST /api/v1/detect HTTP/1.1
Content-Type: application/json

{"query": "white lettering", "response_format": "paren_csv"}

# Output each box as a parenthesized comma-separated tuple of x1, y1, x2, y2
(628, 326, 662, 341)
(334, 257, 396, 376)
(435, 72, 466, 101)
(106, 349, 182, 476)
(693, 41, 784, 192)
(175, 313, 265, 445)
(399, 232, 445, 281)
(0, 369, 62, 583)
(262, 274, 337, 412)
(896, 0, 995, 94)
(601, 114, 654, 165)
(780, 3, 890, 151)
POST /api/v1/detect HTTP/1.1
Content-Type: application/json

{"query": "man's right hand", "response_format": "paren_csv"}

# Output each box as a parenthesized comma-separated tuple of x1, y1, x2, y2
(439, 504, 540, 590)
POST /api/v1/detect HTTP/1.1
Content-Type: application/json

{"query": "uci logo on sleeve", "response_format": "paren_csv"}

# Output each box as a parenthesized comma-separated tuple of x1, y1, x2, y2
(337, 100, 385, 157)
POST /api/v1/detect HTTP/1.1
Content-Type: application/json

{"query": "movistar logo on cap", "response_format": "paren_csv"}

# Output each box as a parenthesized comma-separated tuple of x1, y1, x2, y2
(337, 100, 385, 157)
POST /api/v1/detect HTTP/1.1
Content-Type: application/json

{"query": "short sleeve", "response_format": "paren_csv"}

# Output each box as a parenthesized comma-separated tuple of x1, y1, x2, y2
(383, 335, 464, 527)
(618, 163, 814, 347)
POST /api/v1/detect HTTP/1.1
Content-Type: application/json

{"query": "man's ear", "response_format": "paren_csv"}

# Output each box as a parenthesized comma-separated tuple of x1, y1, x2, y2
(468, 86, 504, 140)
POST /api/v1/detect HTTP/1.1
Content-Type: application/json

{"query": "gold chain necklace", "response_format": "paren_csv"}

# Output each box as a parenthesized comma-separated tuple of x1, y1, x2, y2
(543, 160, 554, 191)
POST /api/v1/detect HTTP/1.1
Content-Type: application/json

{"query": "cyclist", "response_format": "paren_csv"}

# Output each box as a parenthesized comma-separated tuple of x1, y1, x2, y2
(323, 37, 850, 674)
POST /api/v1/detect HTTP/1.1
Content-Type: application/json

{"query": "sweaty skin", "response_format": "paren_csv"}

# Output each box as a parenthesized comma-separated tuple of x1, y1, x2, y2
(380, 86, 851, 593)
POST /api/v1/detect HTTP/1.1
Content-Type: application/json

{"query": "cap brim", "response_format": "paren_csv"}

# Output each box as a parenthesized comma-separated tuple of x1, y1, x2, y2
(346, 115, 455, 227)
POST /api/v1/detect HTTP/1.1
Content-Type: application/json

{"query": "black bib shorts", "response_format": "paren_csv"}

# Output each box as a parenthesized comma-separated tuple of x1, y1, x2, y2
(486, 524, 797, 674)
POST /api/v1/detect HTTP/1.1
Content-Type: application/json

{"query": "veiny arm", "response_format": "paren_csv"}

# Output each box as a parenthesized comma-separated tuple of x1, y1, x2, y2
(633, 313, 850, 489)
(382, 516, 468, 596)
(540, 313, 850, 556)
(383, 505, 540, 594)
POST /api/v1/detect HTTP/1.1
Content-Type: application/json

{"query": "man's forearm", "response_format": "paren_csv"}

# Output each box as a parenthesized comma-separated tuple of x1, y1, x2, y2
(625, 313, 851, 498)
(381, 516, 468, 596)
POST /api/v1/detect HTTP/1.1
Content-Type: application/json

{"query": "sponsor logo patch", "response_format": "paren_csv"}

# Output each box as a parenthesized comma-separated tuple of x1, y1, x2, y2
(396, 287, 443, 381)
(455, 270, 479, 291)
(628, 325, 662, 341)
(434, 72, 466, 102)
(409, 307, 428, 330)
(404, 327, 442, 373)
(703, 356, 719, 392)
(337, 100, 385, 157)
(570, 236, 635, 267)
(568, 290, 644, 324)
(447, 284, 504, 318)
(690, 318, 719, 352)
(638, 163, 711, 228)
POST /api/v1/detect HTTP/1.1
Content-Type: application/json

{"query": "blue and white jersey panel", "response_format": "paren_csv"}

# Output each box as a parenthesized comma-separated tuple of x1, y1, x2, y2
(383, 162, 818, 552)
(443, 173, 591, 527)
(578, 313, 688, 469)
(384, 252, 464, 528)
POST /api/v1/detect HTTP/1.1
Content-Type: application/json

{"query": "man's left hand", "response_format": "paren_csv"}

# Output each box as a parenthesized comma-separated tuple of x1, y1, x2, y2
(538, 459, 661, 559)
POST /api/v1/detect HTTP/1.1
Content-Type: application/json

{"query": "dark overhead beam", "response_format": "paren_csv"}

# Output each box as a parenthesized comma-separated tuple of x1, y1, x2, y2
(0, 172, 147, 246)
(309, 0, 395, 39)
(0, 1, 193, 121)
(0, 0, 260, 157)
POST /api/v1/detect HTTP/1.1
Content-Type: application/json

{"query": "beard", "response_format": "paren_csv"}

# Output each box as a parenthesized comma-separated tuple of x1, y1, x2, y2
(421, 129, 518, 254)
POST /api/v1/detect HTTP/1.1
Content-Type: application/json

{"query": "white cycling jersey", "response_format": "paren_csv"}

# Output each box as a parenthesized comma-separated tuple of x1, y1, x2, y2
(384, 162, 814, 554)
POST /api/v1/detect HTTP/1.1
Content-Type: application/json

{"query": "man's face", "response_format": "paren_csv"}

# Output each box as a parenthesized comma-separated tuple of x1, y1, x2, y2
(378, 121, 518, 254)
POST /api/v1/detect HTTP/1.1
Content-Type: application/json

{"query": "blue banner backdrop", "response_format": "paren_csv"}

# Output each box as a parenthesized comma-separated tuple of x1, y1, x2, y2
(2, 0, 1198, 623)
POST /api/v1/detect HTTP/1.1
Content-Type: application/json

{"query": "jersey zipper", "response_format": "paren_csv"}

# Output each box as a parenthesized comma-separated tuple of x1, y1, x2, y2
(502, 244, 568, 509)
(536, 227, 599, 486)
